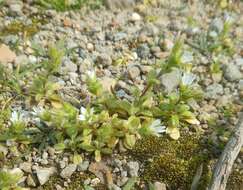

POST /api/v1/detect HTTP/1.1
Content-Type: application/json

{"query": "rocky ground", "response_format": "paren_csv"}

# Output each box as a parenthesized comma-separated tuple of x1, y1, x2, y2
(0, 0, 243, 190)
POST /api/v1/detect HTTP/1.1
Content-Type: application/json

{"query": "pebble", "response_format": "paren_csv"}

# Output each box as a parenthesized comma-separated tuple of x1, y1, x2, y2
(161, 68, 181, 93)
(36, 167, 56, 185)
(60, 164, 77, 179)
(205, 83, 224, 99)
(154, 182, 167, 190)
(126, 161, 139, 177)
(130, 13, 141, 22)
(19, 162, 32, 173)
(128, 65, 140, 80)
(90, 177, 101, 186)
(239, 80, 243, 90)
(224, 64, 242, 82)
(26, 174, 36, 187)
(77, 160, 90, 171)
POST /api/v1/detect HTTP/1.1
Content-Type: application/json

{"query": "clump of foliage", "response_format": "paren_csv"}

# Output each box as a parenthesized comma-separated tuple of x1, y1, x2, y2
(131, 133, 211, 190)
(0, 170, 26, 190)
(36, 0, 103, 11)
(0, 38, 202, 162)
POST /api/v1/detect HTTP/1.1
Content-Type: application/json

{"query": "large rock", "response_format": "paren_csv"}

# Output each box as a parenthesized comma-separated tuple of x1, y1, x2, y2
(126, 161, 139, 177)
(104, 0, 136, 9)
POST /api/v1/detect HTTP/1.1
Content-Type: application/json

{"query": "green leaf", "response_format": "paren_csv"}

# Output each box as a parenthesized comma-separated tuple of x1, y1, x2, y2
(54, 143, 66, 151)
(124, 134, 136, 149)
(170, 115, 180, 128)
(122, 177, 137, 190)
(95, 150, 101, 162)
(73, 153, 83, 164)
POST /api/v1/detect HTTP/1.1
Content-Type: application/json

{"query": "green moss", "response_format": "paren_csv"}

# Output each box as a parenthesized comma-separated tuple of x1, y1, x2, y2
(227, 170, 243, 190)
(0, 18, 45, 37)
(131, 133, 212, 190)
(41, 172, 106, 190)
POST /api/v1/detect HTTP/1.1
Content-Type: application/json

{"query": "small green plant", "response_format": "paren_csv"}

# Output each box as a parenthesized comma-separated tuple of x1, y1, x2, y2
(36, 0, 103, 11)
(0, 170, 26, 190)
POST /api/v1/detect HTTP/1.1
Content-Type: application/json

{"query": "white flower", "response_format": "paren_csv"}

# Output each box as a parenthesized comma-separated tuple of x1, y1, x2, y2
(181, 72, 196, 86)
(86, 70, 96, 80)
(10, 111, 24, 123)
(78, 106, 94, 122)
(149, 119, 166, 137)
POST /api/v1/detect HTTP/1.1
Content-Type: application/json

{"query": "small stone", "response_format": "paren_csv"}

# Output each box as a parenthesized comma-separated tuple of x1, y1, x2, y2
(205, 83, 224, 99)
(100, 76, 116, 92)
(137, 44, 150, 58)
(239, 80, 243, 90)
(8, 2, 23, 16)
(26, 174, 36, 187)
(128, 66, 140, 80)
(130, 13, 141, 22)
(36, 167, 56, 185)
(154, 182, 167, 190)
(63, 18, 72, 27)
(87, 43, 94, 51)
(62, 59, 77, 73)
(90, 178, 100, 186)
(113, 32, 127, 41)
(161, 39, 174, 51)
(19, 162, 32, 173)
(77, 160, 90, 172)
(60, 164, 77, 179)
(126, 161, 139, 177)
(161, 68, 181, 93)
(47, 147, 55, 157)
(224, 64, 242, 82)
(96, 54, 112, 67)
(55, 184, 64, 190)
(0, 44, 16, 64)
(42, 151, 48, 159)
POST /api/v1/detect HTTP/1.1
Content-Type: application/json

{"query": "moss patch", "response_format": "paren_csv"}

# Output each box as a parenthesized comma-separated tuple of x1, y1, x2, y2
(227, 170, 243, 190)
(0, 18, 45, 37)
(131, 133, 212, 190)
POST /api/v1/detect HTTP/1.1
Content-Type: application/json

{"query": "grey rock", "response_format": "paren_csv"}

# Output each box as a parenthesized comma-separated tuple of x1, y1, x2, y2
(205, 83, 224, 99)
(239, 80, 243, 90)
(181, 51, 194, 63)
(224, 64, 242, 82)
(161, 68, 181, 93)
(114, 32, 127, 41)
(77, 160, 90, 171)
(210, 18, 223, 33)
(104, 0, 135, 9)
(9, 2, 23, 16)
(62, 59, 78, 73)
(154, 182, 167, 190)
(128, 65, 140, 80)
(96, 54, 112, 67)
(36, 167, 56, 185)
(127, 161, 139, 177)
(137, 44, 150, 59)
(19, 162, 32, 173)
(60, 164, 77, 179)
(26, 174, 36, 187)
(109, 184, 122, 190)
